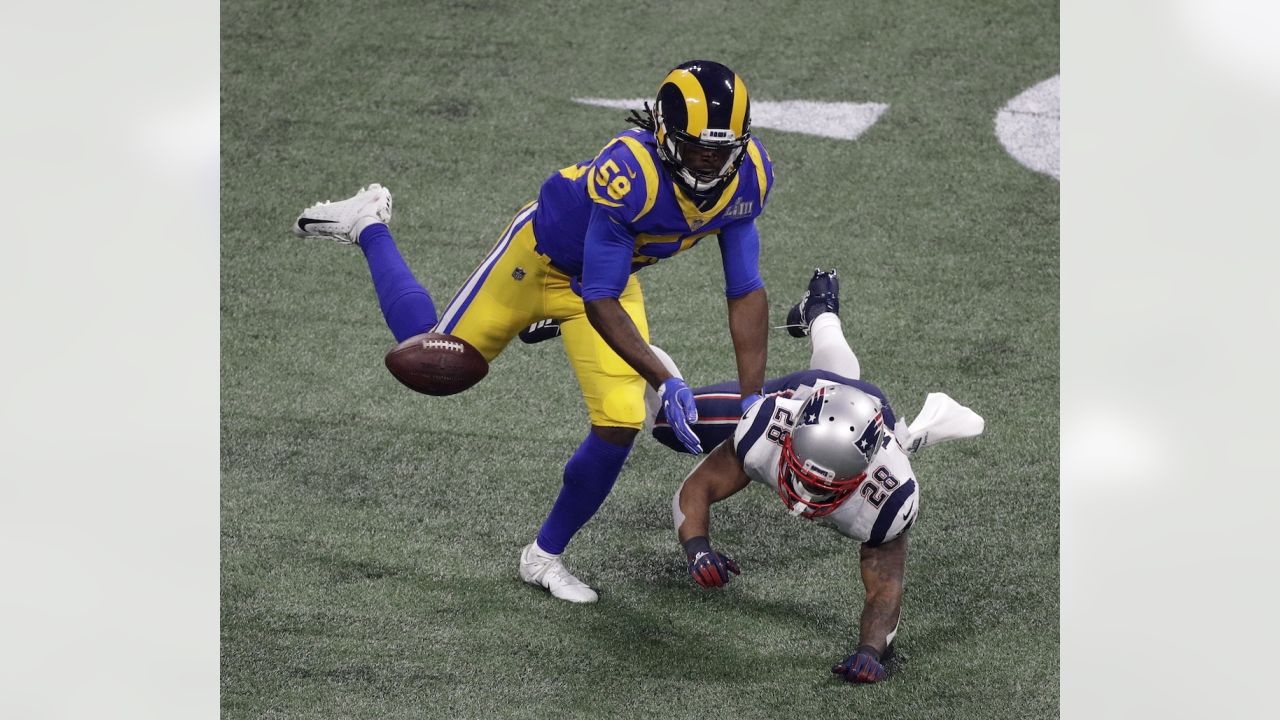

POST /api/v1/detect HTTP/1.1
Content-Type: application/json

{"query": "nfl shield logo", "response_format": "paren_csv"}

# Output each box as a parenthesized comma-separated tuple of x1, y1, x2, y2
(691, 218, 706, 230)
(512, 267, 526, 281)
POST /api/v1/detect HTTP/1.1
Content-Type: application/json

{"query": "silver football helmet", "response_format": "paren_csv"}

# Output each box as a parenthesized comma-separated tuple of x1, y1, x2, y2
(777, 384, 886, 518)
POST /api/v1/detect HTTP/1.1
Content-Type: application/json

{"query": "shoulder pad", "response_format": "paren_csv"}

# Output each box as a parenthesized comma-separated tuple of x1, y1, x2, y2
(733, 395, 778, 464)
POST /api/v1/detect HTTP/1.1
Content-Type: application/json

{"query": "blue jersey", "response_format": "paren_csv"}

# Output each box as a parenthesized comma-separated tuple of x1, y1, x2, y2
(531, 128, 775, 301)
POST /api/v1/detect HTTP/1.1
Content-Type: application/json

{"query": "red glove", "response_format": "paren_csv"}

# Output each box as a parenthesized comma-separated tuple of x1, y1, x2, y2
(832, 646, 887, 684)
(681, 536, 741, 588)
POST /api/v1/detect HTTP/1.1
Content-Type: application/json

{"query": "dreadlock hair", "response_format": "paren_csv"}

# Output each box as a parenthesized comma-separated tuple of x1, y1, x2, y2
(625, 102, 657, 132)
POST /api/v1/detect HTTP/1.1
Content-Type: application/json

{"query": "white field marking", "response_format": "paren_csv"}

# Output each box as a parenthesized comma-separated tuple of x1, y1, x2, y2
(995, 75, 1060, 180)
(573, 98, 889, 141)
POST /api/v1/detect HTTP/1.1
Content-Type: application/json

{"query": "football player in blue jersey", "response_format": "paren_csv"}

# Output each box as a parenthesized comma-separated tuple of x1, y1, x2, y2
(290, 61, 774, 604)
(655, 271, 984, 684)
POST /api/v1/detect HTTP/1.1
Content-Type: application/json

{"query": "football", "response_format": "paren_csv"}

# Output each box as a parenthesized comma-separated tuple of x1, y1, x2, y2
(383, 332, 488, 396)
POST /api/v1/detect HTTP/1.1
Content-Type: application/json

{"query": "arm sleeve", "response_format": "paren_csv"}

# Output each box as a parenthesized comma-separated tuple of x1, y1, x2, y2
(580, 203, 636, 302)
(718, 219, 764, 299)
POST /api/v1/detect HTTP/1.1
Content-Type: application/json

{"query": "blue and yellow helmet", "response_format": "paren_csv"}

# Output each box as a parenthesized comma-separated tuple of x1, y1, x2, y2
(651, 60, 752, 197)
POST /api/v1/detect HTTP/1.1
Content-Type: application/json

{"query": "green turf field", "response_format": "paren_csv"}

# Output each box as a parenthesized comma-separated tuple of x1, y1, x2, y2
(222, 1, 1059, 717)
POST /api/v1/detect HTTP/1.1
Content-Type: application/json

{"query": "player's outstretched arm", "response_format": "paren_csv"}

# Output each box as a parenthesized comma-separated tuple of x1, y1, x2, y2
(858, 533, 907, 653)
(674, 440, 751, 541)
(586, 297, 702, 452)
(833, 533, 908, 684)
(673, 439, 751, 587)
(584, 297, 671, 387)
(726, 287, 768, 404)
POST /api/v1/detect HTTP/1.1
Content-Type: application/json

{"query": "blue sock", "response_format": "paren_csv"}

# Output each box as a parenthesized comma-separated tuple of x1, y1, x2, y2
(358, 223, 437, 342)
(535, 431, 633, 554)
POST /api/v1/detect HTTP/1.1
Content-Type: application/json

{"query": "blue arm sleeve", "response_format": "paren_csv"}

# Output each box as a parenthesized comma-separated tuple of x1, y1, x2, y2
(718, 219, 764, 299)
(581, 203, 636, 302)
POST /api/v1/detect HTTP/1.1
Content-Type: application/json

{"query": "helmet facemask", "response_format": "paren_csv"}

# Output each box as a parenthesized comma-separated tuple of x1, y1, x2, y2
(655, 113, 749, 196)
(776, 436, 867, 518)
(645, 60, 753, 199)
(773, 386, 887, 518)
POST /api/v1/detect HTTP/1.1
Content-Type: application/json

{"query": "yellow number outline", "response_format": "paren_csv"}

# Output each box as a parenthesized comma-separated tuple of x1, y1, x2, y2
(595, 159, 633, 201)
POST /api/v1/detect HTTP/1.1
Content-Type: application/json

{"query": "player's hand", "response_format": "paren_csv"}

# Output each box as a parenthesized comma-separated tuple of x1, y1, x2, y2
(832, 647, 887, 684)
(660, 378, 703, 453)
(740, 393, 763, 414)
(682, 536, 741, 588)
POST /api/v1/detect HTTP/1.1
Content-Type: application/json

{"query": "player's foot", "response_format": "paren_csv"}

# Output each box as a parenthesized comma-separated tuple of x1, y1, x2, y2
(784, 268, 840, 338)
(292, 183, 393, 245)
(518, 319, 562, 344)
(518, 543, 598, 603)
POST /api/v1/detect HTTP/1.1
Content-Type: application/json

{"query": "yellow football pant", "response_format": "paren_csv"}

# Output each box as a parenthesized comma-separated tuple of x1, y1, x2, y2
(432, 203, 650, 429)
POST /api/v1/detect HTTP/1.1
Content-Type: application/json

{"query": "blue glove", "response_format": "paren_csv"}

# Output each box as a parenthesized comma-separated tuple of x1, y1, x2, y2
(682, 536, 741, 588)
(740, 393, 763, 415)
(832, 646, 887, 684)
(660, 377, 703, 453)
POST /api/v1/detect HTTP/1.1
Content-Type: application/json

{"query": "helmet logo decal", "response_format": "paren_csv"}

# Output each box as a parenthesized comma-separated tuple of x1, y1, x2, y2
(800, 387, 827, 426)
(664, 68, 709, 136)
(854, 414, 884, 460)
(773, 384, 884, 519)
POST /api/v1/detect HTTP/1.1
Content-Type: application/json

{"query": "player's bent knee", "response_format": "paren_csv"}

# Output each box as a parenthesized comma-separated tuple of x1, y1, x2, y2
(593, 382, 647, 429)
(592, 425, 639, 446)
(383, 332, 489, 396)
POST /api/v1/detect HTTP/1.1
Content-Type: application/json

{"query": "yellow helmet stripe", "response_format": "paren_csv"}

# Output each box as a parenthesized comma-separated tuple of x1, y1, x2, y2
(664, 69, 708, 136)
(729, 74, 749, 137)
(618, 135, 659, 222)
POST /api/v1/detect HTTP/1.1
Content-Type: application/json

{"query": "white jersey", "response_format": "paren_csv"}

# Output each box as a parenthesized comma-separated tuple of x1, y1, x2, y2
(733, 382, 921, 545)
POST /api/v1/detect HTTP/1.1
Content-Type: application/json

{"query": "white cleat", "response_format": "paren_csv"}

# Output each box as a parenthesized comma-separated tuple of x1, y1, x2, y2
(518, 543, 598, 604)
(292, 183, 393, 245)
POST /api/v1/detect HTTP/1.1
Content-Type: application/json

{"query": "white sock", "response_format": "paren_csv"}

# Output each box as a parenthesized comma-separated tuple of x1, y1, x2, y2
(808, 313, 861, 379)
(351, 216, 384, 242)
(531, 540, 559, 559)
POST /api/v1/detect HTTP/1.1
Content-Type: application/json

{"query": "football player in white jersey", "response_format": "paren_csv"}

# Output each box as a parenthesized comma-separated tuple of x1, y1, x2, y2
(520, 269, 983, 682)
(657, 270, 985, 684)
